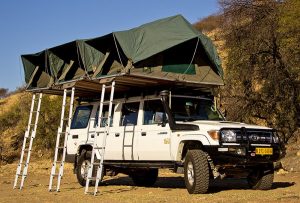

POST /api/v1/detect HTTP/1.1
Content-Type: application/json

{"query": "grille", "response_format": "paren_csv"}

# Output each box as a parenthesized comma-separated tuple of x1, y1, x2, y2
(221, 128, 273, 144)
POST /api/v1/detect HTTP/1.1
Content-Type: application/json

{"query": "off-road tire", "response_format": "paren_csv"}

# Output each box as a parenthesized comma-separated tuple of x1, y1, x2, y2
(76, 150, 98, 186)
(184, 149, 209, 194)
(131, 169, 158, 187)
(247, 168, 274, 190)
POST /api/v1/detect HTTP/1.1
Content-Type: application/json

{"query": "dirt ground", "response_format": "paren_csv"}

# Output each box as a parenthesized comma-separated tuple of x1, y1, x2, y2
(0, 160, 299, 203)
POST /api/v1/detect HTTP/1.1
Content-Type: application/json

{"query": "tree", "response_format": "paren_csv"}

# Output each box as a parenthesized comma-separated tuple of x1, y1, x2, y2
(0, 88, 8, 98)
(218, 0, 299, 142)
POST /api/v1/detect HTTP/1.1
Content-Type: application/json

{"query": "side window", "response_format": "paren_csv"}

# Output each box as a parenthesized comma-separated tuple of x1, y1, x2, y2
(71, 105, 93, 129)
(143, 100, 166, 125)
(120, 102, 140, 126)
(94, 105, 115, 128)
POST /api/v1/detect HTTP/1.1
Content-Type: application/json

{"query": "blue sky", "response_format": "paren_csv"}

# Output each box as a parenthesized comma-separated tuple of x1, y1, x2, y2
(0, 0, 220, 91)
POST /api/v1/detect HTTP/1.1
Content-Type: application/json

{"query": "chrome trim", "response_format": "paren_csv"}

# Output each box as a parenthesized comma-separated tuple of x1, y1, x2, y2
(222, 143, 240, 146)
(251, 144, 271, 147)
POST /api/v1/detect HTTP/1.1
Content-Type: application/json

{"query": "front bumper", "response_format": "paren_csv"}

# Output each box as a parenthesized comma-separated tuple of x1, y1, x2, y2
(204, 143, 285, 166)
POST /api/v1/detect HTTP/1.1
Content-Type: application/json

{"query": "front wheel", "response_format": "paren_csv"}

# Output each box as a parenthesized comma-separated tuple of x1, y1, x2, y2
(247, 167, 274, 190)
(184, 149, 209, 194)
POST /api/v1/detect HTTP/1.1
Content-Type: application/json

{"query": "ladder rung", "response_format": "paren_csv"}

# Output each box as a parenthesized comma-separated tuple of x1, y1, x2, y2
(94, 147, 105, 150)
(62, 118, 69, 121)
(87, 176, 102, 181)
(55, 161, 63, 164)
(92, 163, 101, 166)
(51, 174, 59, 177)
(57, 146, 65, 149)
(98, 116, 109, 119)
(32, 111, 39, 113)
(29, 124, 36, 126)
(59, 131, 67, 134)
(23, 149, 29, 152)
(87, 177, 97, 181)
(124, 131, 134, 133)
(124, 145, 133, 147)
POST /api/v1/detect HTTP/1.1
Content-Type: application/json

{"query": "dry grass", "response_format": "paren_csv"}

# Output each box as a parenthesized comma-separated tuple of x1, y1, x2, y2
(0, 160, 299, 203)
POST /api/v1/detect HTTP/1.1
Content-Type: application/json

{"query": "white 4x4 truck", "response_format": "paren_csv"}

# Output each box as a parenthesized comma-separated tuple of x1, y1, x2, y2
(66, 90, 284, 194)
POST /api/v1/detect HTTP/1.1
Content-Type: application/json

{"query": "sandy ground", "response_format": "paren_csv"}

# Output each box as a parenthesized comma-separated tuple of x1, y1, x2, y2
(0, 160, 299, 203)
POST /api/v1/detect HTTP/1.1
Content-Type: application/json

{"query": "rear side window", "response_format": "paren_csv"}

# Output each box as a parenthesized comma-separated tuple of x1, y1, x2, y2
(143, 100, 166, 125)
(120, 102, 140, 126)
(71, 106, 93, 129)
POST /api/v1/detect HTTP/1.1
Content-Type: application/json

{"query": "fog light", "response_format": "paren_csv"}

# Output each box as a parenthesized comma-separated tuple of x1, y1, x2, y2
(236, 148, 246, 156)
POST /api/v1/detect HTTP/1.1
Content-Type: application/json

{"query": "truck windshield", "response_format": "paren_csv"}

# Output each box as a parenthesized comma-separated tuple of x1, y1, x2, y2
(171, 96, 224, 121)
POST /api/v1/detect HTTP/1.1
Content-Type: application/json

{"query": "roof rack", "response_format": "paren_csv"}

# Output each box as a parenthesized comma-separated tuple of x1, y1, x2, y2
(27, 73, 220, 97)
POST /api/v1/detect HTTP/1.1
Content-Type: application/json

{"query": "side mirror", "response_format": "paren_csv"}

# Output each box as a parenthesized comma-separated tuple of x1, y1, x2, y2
(154, 112, 167, 127)
(160, 121, 166, 127)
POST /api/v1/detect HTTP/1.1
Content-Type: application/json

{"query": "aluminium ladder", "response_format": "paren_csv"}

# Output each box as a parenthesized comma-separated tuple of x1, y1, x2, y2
(13, 93, 43, 189)
(48, 87, 75, 192)
(85, 81, 115, 195)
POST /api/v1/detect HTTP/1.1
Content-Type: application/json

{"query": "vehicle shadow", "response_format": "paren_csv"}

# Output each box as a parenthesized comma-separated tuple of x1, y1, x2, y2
(102, 176, 295, 193)
(103, 176, 186, 189)
(209, 178, 296, 193)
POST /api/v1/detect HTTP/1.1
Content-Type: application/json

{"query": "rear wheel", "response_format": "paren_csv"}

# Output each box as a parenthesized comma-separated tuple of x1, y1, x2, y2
(184, 149, 209, 194)
(131, 169, 158, 187)
(247, 167, 274, 190)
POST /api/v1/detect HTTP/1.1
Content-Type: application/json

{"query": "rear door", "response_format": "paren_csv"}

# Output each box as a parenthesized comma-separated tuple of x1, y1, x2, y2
(119, 102, 140, 160)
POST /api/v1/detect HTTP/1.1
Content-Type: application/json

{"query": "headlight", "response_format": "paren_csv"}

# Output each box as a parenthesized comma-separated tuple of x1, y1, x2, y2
(221, 130, 236, 142)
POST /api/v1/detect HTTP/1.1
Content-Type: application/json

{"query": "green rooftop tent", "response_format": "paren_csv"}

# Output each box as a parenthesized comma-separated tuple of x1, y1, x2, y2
(22, 15, 224, 91)
(21, 50, 54, 90)
(47, 40, 87, 84)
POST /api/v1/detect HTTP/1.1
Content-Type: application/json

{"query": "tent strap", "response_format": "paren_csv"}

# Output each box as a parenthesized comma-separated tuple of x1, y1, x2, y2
(183, 37, 200, 75)
(113, 33, 124, 68)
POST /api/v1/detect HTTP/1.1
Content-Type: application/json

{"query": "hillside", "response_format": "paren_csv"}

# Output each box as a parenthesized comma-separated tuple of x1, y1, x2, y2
(0, 92, 62, 164)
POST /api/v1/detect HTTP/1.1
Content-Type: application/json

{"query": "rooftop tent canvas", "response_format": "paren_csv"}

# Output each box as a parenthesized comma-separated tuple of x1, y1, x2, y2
(47, 41, 87, 84)
(22, 15, 224, 90)
(21, 50, 54, 90)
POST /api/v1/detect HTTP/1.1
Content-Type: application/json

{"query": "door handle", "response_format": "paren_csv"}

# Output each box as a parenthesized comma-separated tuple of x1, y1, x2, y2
(115, 133, 120, 137)
(141, 132, 146, 136)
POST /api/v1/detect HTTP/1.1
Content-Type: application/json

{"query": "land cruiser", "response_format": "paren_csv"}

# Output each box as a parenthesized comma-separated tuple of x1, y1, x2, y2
(67, 90, 284, 194)
(15, 15, 284, 194)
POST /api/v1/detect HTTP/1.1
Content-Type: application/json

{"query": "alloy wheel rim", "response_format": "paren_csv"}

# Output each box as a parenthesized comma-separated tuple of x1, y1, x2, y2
(80, 160, 91, 179)
(187, 161, 194, 185)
